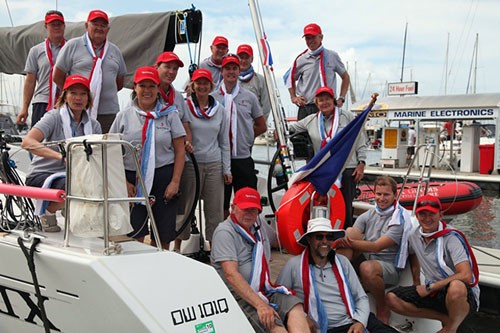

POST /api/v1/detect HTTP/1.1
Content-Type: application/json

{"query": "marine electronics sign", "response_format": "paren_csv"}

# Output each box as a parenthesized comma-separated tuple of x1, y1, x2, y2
(387, 108, 498, 121)
(388, 81, 418, 96)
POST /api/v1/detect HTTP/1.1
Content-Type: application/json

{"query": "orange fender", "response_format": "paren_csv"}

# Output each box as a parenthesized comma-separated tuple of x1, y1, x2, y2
(275, 181, 345, 255)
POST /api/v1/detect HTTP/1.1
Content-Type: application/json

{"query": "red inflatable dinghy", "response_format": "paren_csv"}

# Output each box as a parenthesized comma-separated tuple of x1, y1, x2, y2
(356, 181, 482, 215)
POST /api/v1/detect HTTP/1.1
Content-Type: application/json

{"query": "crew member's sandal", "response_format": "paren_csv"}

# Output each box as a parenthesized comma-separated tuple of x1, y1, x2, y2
(41, 214, 61, 232)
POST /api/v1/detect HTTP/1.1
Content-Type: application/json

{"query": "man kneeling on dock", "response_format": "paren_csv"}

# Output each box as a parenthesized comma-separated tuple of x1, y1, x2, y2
(211, 187, 309, 333)
(386, 195, 480, 333)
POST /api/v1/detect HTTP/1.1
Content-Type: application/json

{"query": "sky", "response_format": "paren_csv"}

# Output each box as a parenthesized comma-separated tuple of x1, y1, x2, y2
(1, 0, 499, 115)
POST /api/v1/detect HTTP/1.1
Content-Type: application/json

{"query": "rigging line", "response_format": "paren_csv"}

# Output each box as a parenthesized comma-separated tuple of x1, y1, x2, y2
(449, 0, 479, 92)
(4, 0, 14, 27)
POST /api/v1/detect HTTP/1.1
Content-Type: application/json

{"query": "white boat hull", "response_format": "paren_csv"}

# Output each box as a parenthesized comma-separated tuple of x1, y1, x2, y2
(0, 233, 253, 332)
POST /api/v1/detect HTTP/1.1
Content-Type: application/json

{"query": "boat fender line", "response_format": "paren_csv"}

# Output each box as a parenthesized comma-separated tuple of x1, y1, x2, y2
(276, 181, 346, 255)
(17, 237, 51, 333)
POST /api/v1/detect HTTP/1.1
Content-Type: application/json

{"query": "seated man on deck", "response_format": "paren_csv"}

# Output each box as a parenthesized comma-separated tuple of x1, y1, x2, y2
(335, 176, 412, 324)
(276, 217, 398, 333)
(211, 187, 309, 333)
(386, 194, 480, 333)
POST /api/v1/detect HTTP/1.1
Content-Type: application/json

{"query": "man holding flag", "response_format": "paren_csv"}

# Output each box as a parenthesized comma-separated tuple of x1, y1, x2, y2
(288, 86, 368, 228)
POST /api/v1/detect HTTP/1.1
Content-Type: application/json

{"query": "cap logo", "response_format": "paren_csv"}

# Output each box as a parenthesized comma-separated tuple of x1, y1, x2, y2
(245, 194, 258, 199)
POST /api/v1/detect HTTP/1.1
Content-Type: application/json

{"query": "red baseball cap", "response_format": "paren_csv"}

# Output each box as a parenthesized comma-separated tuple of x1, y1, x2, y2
(63, 75, 90, 91)
(212, 36, 228, 47)
(155, 51, 184, 67)
(233, 187, 262, 212)
(87, 10, 109, 23)
(191, 68, 213, 83)
(415, 195, 442, 214)
(315, 86, 335, 98)
(45, 10, 64, 24)
(134, 66, 160, 85)
(303, 23, 322, 37)
(222, 55, 240, 68)
(237, 44, 253, 56)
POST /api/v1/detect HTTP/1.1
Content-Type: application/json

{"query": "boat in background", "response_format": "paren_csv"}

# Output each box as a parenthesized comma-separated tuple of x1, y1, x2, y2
(356, 181, 483, 215)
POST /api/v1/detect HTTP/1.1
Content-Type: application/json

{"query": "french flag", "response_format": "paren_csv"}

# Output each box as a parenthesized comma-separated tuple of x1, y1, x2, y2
(259, 36, 273, 67)
(288, 99, 376, 196)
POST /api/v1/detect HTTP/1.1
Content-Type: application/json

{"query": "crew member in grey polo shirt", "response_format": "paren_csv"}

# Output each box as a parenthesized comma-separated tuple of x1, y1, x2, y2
(17, 10, 66, 128)
(277, 217, 397, 333)
(53, 9, 126, 133)
(237, 44, 271, 121)
(286, 23, 350, 120)
(387, 194, 480, 333)
(211, 55, 267, 218)
(199, 36, 229, 90)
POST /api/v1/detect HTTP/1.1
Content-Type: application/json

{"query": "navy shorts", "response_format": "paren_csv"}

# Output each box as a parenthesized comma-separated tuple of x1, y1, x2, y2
(31, 103, 48, 128)
(391, 282, 477, 315)
(126, 164, 178, 243)
(224, 157, 257, 210)
(26, 172, 66, 190)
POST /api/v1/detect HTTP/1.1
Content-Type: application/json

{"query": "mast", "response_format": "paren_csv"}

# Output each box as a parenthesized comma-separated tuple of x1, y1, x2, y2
(400, 22, 408, 82)
(248, 0, 295, 173)
(444, 32, 450, 95)
(466, 33, 479, 94)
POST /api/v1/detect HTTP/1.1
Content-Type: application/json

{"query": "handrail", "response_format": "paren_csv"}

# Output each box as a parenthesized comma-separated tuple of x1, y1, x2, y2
(63, 138, 162, 254)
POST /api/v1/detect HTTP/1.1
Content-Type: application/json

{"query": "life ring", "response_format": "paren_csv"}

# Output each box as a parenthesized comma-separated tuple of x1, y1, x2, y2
(275, 181, 346, 255)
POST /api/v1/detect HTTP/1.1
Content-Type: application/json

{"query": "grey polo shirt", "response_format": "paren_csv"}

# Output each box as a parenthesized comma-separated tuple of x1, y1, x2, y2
(184, 101, 230, 174)
(239, 72, 271, 121)
(24, 40, 64, 104)
(55, 35, 127, 115)
(409, 228, 480, 306)
(109, 102, 186, 171)
(353, 208, 404, 263)
(292, 48, 347, 103)
(211, 217, 276, 284)
(276, 254, 369, 328)
(27, 108, 102, 177)
(211, 85, 264, 159)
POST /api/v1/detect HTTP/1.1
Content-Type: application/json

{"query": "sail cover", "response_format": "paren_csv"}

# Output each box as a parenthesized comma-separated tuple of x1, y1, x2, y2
(0, 10, 202, 88)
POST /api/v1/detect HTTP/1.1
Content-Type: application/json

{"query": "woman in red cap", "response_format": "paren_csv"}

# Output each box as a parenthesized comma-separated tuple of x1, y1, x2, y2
(288, 86, 367, 228)
(22, 75, 102, 232)
(110, 66, 185, 250)
(173, 68, 231, 252)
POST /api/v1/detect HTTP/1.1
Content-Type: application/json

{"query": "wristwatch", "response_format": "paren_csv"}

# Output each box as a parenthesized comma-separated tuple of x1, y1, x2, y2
(338, 96, 345, 103)
(358, 160, 366, 165)
(425, 282, 433, 292)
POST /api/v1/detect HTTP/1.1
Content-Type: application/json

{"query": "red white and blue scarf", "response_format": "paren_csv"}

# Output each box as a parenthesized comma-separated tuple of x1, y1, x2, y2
(420, 221, 479, 287)
(135, 101, 177, 201)
(186, 95, 219, 119)
(285, 46, 327, 90)
(238, 65, 255, 83)
(159, 84, 176, 107)
(318, 107, 340, 149)
(231, 215, 293, 308)
(300, 249, 356, 333)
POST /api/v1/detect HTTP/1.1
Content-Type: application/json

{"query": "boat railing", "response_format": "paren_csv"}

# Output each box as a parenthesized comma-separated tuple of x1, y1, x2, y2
(398, 143, 436, 213)
(63, 138, 161, 254)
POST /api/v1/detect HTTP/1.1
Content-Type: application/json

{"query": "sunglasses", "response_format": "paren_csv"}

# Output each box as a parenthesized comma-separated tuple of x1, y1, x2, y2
(46, 10, 63, 17)
(417, 200, 441, 209)
(313, 233, 336, 241)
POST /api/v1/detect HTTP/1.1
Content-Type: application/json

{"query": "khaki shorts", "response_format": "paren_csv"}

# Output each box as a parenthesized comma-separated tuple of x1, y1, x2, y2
(234, 292, 303, 333)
